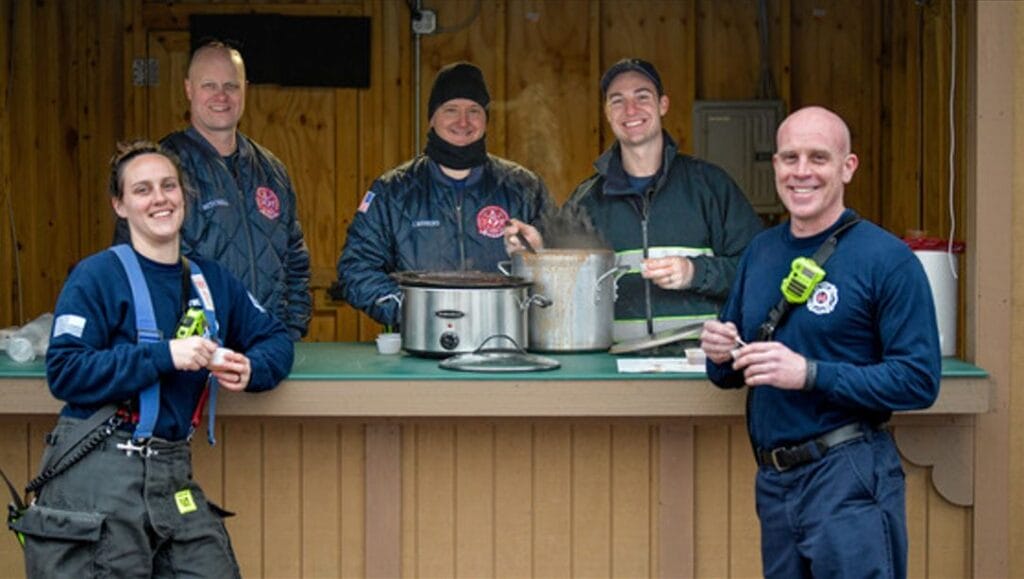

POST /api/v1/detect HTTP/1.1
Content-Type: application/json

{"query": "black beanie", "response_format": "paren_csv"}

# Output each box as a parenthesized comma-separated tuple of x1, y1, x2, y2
(428, 62, 491, 119)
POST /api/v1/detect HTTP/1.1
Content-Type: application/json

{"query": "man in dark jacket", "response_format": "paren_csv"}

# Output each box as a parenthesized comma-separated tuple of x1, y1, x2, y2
(507, 58, 762, 342)
(336, 62, 552, 327)
(114, 41, 312, 341)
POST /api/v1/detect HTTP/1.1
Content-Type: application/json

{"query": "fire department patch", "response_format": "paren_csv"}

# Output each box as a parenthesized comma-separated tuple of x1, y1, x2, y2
(255, 186, 281, 220)
(806, 281, 838, 315)
(476, 205, 509, 239)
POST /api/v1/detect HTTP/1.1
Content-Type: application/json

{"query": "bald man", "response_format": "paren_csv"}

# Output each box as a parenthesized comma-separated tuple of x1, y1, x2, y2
(114, 42, 311, 340)
(701, 106, 941, 578)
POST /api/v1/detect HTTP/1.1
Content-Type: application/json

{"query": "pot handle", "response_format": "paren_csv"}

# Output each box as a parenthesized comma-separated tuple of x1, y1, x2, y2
(497, 261, 512, 276)
(595, 265, 631, 303)
(520, 294, 553, 310)
(475, 333, 527, 354)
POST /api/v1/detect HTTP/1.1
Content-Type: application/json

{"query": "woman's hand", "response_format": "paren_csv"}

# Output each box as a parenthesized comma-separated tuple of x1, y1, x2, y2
(169, 336, 218, 371)
(208, 349, 252, 392)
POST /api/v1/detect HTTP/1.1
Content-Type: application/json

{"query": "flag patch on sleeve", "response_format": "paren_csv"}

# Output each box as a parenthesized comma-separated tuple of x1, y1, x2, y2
(358, 191, 376, 213)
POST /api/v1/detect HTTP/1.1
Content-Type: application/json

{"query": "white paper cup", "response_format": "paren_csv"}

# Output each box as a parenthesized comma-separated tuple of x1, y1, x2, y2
(211, 347, 233, 369)
(376, 333, 402, 355)
(685, 348, 706, 365)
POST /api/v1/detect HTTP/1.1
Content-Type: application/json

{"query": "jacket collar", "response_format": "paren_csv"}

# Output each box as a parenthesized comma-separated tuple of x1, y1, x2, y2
(185, 126, 252, 160)
(594, 131, 678, 197)
(425, 156, 486, 188)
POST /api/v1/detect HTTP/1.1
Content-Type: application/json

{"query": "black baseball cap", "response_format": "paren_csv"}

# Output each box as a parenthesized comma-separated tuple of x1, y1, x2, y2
(600, 58, 664, 98)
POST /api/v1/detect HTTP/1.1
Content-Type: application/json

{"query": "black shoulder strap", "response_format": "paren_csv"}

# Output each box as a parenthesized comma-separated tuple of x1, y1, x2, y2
(756, 216, 862, 341)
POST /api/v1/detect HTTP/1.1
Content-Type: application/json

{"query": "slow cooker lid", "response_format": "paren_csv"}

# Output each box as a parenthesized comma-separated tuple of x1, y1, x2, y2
(438, 334, 561, 372)
(392, 270, 530, 289)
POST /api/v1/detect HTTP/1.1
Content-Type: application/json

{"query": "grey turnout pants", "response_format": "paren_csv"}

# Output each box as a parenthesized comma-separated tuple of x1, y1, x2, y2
(12, 416, 241, 579)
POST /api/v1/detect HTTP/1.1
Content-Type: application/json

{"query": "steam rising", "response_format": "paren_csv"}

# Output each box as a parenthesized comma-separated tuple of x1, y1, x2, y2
(539, 204, 611, 250)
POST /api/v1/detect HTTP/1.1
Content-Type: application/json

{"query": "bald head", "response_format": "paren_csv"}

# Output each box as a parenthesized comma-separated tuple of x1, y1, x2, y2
(777, 106, 852, 156)
(188, 43, 245, 83)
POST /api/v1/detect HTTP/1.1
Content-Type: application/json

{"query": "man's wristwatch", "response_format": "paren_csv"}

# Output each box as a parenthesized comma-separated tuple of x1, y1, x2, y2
(803, 359, 817, 391)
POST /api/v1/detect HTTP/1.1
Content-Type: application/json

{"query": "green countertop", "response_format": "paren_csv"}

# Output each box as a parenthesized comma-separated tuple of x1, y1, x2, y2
(0, 342, 990, 381)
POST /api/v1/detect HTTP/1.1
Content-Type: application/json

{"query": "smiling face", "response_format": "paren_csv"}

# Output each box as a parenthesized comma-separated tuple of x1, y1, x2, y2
(773, 107, 859, 237)
(430, 98, 487, 147)
(185, 46, 246, 140)
(112, 153, 184, 255)
(604, 71, 669, 148)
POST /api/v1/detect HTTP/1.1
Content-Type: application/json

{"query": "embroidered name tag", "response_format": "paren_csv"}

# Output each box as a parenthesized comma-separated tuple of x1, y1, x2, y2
(201, 199, 230, 211)
(413, 220, 441, 228)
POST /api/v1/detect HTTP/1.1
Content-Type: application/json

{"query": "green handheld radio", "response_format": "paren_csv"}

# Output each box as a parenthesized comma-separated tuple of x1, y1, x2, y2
(175, 307, 206, 339)
(780, 257, 826, 304)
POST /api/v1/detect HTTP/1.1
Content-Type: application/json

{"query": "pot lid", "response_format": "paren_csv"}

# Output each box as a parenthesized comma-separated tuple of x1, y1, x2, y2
(392, 270, 530, 289)
(439, 334, 561, 372)
(608, 320, 705, 355)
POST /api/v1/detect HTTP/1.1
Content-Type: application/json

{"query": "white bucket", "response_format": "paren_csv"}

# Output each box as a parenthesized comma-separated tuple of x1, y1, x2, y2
(913, 250, 958, 357)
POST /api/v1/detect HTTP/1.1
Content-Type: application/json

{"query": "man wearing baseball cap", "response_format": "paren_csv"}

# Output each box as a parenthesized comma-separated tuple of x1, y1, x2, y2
(507, 58, 762, 345)
(337, 62, 552, 327)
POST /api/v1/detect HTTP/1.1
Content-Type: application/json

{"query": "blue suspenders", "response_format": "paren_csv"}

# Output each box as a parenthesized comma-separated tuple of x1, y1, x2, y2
(110, 245, 221, 445)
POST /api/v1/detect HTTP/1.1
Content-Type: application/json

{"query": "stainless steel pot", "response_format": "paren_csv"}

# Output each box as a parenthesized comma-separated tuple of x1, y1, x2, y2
(507, 249, 627, 352)
(393, 271, 542, 357)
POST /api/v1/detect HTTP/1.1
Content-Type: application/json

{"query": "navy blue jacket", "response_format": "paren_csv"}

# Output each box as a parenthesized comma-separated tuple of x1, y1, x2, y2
(114, 128, 312, 340)
(47, 249, 294, 441)
(337, 155, 552, 326)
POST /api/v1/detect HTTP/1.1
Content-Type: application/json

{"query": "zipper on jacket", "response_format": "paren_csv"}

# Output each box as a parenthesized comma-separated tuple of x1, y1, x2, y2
(455, 188, 467, 270)
(641, 187, 654, 336)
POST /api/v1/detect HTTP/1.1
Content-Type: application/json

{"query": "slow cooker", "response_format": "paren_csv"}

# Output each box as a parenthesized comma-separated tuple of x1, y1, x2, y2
(393, 271, 543, 357)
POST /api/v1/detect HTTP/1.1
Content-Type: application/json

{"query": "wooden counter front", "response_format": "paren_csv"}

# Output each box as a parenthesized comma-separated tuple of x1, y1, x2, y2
(0, 344, 989, 578)
(0, 343, 990, 417)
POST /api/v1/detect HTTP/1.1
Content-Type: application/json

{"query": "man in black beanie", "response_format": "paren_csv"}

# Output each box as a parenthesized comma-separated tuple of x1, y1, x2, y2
(336, 62, 552, 328)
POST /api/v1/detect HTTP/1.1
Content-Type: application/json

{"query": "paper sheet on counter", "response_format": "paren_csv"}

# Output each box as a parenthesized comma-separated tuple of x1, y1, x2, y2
(616, 357, 706, 373)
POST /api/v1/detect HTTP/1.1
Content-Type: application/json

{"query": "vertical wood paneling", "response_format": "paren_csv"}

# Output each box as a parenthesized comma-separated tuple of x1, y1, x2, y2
(904, 460, 929, 576)
(263, 421, 302, 577)
(694, 423, 731, 578)
(223, 419, 264, 577)
(791, 0, 882, 223)
(494, 422, 533, 577)
(697, 0, 762, 101)
(301, 421, 340, 577)
(611, 423, 651, 577)
(533, 422, 572, 577)
(659, 422, 695, 579)
(339, 423, 365, 578)
(506, 0, 598, 203)
(454, 422, 494, 577)
(728, 423, 761, 577)
(366, 422, 400, 579)
(0, 0, 13, 326)
(414, 423, 457, 578)
(927, 485, 972, 576)
(571, 424, 611, 578)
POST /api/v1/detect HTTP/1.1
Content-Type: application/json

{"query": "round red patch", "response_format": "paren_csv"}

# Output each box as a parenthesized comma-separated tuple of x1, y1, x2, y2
(255, 186, 281, 220)
(476, 205, 510, 239)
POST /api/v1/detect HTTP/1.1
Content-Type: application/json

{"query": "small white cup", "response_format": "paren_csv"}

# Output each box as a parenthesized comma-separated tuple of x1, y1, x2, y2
(685, 347, 707, 366)
(211, 347, 233, 370)
(376, 333, 402, 355)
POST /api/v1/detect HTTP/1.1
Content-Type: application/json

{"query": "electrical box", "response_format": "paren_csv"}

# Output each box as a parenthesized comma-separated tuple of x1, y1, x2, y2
(693, 100, 785, 215)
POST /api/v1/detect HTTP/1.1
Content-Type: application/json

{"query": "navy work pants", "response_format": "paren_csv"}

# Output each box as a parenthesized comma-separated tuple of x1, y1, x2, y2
(755, 429, 908, 579)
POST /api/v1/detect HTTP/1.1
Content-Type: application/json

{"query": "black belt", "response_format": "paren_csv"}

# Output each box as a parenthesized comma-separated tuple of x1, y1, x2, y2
(756, 423, 869, 472)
